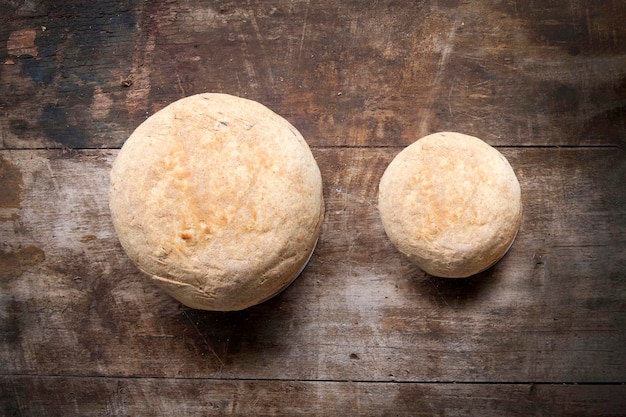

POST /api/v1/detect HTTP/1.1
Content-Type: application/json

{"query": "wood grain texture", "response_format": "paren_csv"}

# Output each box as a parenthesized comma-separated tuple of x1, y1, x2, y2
(1, 0, 625, 414)
(3, 376, 626, 417)
(1, 0, 625, 149)
(1, 148, 624, 384)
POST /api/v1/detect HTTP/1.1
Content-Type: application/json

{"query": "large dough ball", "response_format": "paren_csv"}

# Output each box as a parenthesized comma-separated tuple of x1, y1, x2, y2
(378, 132, 522, 278)
(109, 93, 324, 310)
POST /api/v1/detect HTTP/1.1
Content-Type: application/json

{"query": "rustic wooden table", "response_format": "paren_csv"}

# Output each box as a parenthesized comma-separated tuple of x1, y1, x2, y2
(1, 1, 625, 415)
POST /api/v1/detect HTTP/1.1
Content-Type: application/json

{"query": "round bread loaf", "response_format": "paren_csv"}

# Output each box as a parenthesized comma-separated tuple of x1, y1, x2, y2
(378, 132, 522, 278)
(109, 93, 324, 311)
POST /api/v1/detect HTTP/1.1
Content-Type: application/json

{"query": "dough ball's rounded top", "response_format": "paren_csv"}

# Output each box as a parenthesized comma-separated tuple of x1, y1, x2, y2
(109, 93, 324, 311)
(378, 132, 522, 278)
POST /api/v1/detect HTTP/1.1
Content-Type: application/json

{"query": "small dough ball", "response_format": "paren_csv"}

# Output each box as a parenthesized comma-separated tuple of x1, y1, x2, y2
(378, 132, 522, 278)
(109, 93, 324, 310)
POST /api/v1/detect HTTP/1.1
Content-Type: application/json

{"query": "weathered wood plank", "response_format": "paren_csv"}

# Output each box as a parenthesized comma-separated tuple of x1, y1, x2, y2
(2, 376, 626, 417)
(1, 147, 624, 383)
(1, 0, 625, 149)
(1, 0, 625, 413)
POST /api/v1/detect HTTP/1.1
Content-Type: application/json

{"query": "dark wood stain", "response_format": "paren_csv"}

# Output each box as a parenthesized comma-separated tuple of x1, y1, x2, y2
(412, 270, 499, 310)
(0, 245, 45, 347)
(0, 298, 24, 345)
(0, 245, 45, 281)
(1, 0, 140, 148)
(0, 157, 23, 208)
(496, 0, 626, 55)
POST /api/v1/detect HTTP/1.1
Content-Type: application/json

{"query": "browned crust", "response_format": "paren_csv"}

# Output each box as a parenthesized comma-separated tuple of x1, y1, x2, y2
(109, 93, 324, 310)
(378, 132, 522, 278)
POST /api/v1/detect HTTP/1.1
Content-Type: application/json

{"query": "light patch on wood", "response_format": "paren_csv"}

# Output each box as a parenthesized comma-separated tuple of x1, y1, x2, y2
(90, 87, 113, 120)
(6, 28, 38, 57)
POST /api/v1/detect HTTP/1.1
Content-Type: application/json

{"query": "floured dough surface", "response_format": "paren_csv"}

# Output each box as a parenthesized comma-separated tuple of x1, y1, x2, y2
(378, 132, 522, 278)
(109, 93, 324, 310)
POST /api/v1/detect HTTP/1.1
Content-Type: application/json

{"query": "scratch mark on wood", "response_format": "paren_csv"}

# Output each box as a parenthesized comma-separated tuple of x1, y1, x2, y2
(585, 5, 593, 48)
(126, 8, 157, 118)
(434, 31, 455, 84)
(105, 380, 127, 417)
(10, 377, 25, 417)
(44, 160, 59, 191)
(298, 0, 311, 62)
(428, 278, 452, 309)
(182, 310, 225, 368)
(418, 20, 458, 136)
(246, 5, 275, 86)
(176, 72, 186, 97)
(448, 84, 455, 117)
(236, 21, 261, 94)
